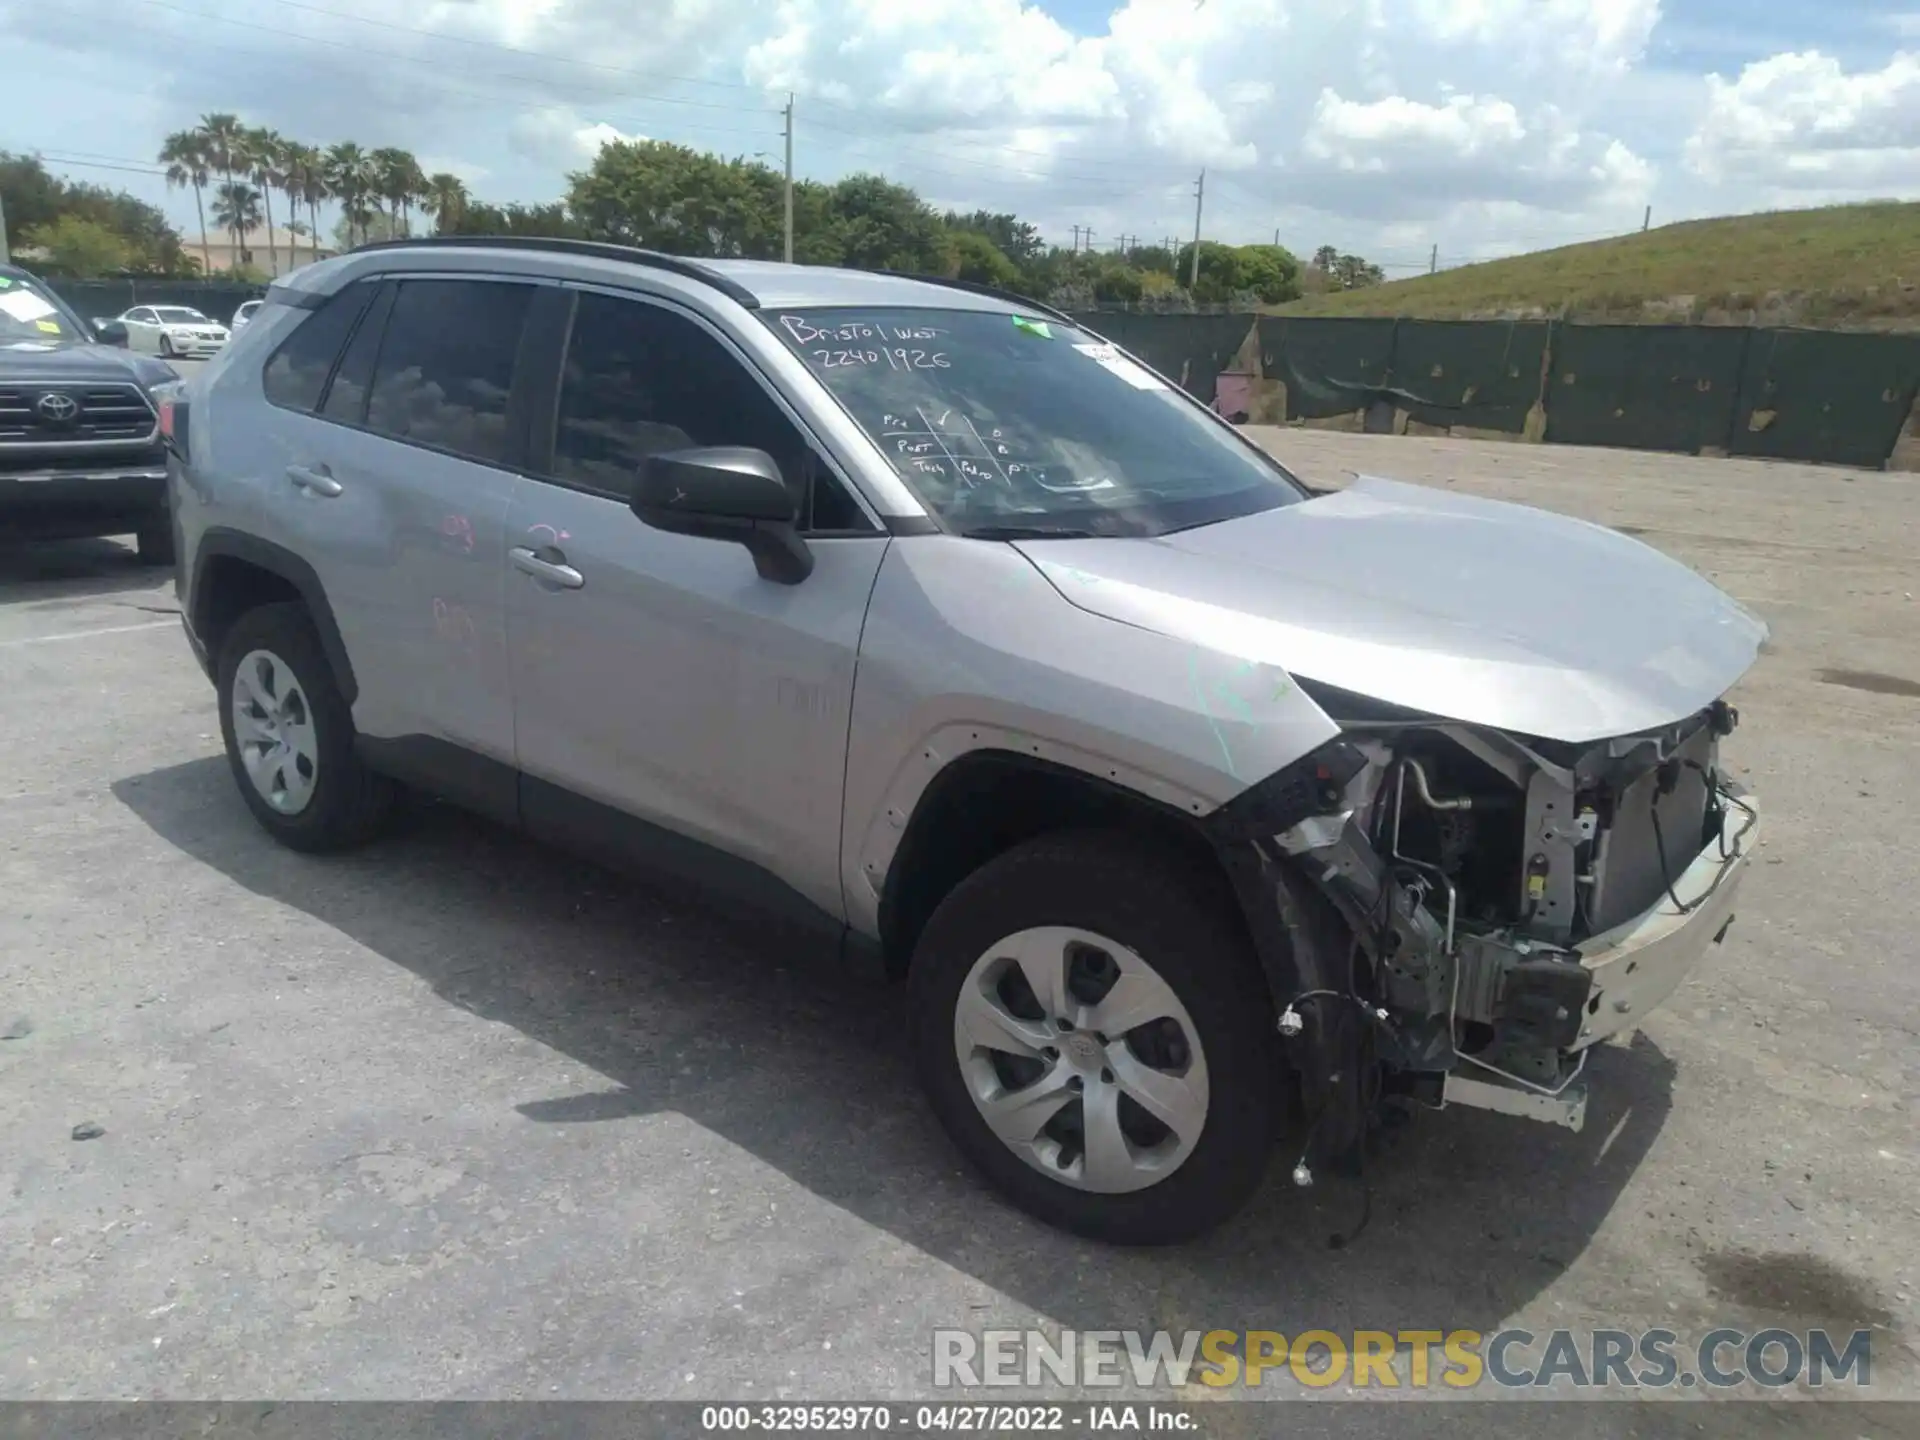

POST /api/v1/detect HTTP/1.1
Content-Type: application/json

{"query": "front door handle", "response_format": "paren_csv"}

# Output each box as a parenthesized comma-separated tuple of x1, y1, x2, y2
(286, 464, 342, 497)
(509, 545, 585, 590)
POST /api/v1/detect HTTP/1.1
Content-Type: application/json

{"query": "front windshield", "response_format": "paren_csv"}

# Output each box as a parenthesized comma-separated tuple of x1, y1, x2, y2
(762, 306, 1305, 537)
(0, 275, 85, 347)
(154, 307, 211, 324)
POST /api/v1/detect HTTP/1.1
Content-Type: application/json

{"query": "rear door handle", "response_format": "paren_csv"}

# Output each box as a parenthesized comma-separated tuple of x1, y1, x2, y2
(286, 464, 342, 497)
(509, 546, 585, 590)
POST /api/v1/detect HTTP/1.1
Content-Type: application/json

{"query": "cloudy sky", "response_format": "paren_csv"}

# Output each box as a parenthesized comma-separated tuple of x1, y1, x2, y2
(2, 0, 1915, 272)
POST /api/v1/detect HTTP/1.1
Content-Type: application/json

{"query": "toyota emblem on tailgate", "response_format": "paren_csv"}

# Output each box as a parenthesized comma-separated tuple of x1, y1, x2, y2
(35, 392, 81, 424)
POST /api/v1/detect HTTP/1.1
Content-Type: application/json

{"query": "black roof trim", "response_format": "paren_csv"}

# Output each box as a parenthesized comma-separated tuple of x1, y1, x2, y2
(903, 274, 1076, 324)
(345, 236, 762, 309)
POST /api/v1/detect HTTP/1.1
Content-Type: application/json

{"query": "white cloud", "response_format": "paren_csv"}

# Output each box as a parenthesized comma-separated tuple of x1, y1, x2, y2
(4, 0, 1916, 267)
(1684, 51, 1920, 193)
(509, 108, 649, 166)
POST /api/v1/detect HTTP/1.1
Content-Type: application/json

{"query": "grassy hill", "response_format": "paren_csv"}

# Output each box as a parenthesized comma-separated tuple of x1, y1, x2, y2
(1278, 201, 1920, 328)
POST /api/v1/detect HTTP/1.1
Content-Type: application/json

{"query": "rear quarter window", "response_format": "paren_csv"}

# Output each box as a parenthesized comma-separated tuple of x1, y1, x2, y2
(262, 282, 378, 414)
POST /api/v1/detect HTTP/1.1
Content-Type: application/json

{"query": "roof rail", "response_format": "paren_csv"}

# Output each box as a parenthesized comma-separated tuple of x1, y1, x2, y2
(346, 235, 762, 309)
(903, 274, 1077, 325)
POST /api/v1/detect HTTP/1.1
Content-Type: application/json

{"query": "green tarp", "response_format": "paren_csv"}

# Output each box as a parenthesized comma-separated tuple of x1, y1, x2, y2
(1543, 324, 1748, 454)
(1386, 320, 1551, 434)
(1256, 316, 1399, 420)
(1729, 328, 1920, 468)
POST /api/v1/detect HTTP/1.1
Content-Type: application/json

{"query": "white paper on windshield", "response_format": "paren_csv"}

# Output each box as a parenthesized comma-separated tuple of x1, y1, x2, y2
(0, 289, 59, 323)
(1072, 342, 1166, 391)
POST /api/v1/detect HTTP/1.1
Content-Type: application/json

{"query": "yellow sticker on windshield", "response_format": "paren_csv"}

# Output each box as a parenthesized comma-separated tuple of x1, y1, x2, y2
(35, 319, 62, 334)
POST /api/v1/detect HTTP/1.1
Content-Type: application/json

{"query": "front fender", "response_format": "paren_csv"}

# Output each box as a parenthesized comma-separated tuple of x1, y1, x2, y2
(840, 535, 1341, 936)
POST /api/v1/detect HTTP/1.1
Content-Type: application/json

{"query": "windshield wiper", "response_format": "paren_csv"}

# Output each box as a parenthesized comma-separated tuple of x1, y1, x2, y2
(961, 523, 1102, 541)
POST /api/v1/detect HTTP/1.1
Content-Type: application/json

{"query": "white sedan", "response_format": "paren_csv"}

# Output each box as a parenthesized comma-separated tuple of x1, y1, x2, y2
(115, 305, 230, 359)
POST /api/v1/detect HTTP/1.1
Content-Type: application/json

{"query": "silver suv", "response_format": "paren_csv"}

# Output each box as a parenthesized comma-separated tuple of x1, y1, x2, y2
(168, 238, 1764, 1244)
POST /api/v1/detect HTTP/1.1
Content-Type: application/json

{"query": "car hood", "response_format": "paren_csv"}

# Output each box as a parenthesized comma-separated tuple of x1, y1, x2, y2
(0, 342, 171, 387)
(1012, 475, 1768, 744)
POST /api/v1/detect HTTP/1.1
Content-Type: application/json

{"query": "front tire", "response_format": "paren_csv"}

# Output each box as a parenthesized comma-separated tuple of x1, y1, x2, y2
(911, 831, 1279, 1245)
(158, 334, 175, 359)
(215, 602, 395, 853)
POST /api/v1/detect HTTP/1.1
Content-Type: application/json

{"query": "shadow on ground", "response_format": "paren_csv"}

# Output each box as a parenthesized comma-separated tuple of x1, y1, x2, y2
(0, 537, 172, 607)
(114, 757, 1677, 1373)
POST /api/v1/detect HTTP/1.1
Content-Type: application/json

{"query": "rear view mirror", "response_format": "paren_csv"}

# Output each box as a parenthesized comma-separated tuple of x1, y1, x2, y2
(95, 321, 130, 348)
(631, 446, 813, 584)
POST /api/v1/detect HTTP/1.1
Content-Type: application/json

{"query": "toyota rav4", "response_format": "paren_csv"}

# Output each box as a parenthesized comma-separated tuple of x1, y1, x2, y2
(167, 238, 1764, 1244)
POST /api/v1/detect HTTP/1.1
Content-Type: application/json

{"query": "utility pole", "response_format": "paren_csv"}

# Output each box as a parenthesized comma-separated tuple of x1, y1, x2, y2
(0, 188, 9, 264)
(1070, 224, 1082, 253)
(1273, 228, 1280, 247)
(1641, 204, 1651, 233)
(1189, 169, 1205, 288)
(1429, 243, 1437, 274)
(782, 93, 795, 264)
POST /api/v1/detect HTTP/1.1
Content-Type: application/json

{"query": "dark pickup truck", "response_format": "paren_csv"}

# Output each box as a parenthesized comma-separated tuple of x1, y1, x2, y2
(1, 263, 180, 564)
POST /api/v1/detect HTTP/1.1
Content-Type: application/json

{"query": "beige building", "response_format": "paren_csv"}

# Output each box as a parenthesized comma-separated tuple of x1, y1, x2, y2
(190, 225, 338, 278)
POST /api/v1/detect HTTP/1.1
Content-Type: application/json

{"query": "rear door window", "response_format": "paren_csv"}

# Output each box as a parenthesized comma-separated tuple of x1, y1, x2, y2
(364, 279, 534, 467)
(263, 282, 377, 414)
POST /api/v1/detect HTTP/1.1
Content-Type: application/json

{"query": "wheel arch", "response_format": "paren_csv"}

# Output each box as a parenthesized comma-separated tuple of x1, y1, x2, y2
(876, 748, 1250, 981)
(190, 528, 357, 705)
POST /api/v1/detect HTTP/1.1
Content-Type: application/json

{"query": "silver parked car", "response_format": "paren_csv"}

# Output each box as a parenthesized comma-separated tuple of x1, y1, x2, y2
(166, 239, 1764, 1243)
(229, 299, 264, 334)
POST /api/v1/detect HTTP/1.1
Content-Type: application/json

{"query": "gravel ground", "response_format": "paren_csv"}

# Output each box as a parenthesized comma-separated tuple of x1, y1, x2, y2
(0, 428, 1914, 1436)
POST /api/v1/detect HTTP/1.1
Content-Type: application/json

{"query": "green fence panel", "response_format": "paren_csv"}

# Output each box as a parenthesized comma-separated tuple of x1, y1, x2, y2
(49, 279, 265, 325)
(1386, 319, 1550, 434)
(1257, 316, 1400, 419)
(1544, 324, 1747, 454)
(1728, 328, 1920, 469)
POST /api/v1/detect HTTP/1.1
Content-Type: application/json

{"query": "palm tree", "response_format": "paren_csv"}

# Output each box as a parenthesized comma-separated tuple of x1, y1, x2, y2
(424, 172, 469, 235)
(195, 112, 246, 193)
(370, 147, 422, 238)
(293, 146, 330, 262)
(277, 142, 312, 269)
(158, 130, 211, 273)
(324, 142, 373, 247)
(210, 181, 264, 270)
(246, 127, 287, 276)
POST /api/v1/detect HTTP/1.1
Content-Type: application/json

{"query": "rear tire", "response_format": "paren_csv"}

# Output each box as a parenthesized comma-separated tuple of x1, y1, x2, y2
(911, 830, 1279, 1245)
(135, 521, 174, 567)
(216, 602, 395, 853)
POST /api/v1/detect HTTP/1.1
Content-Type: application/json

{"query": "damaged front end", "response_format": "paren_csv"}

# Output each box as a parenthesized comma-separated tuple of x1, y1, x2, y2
(1205, 687, 1761, 1174)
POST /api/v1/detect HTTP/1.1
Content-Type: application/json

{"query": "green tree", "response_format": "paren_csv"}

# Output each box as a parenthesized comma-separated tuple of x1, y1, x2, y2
(424, 172, 469, 235)
(942, 210, 1043, 266)
(567, 139, 780, 256)
(159, 130, 212, 274)
(21, 214, 130, 276)
(1232, 243, 1302, 304)
(324, 142, 375, 247)
(1312, 244, 1340, 272)
(195, 112, 246, 199)
(941, 229, 1022, 288)
(369, 146, 424, 237)
(284, 144, 328, 263)
(244, 127, 287, 274)
(1334, 253, 1385, 289)
(211, 180, 263, 264)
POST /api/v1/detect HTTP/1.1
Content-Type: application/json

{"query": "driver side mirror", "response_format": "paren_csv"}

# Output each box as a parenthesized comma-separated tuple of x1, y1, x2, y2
(631, 446, 813, 585)
(95, 321, 130, 348)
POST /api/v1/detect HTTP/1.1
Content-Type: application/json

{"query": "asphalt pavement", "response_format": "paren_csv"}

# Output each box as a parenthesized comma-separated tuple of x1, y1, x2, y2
(0, 429, 1914, 1434)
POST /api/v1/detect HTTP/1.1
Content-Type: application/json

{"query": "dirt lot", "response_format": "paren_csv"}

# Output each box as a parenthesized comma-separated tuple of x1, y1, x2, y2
(1, 430, 1915, 1432)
